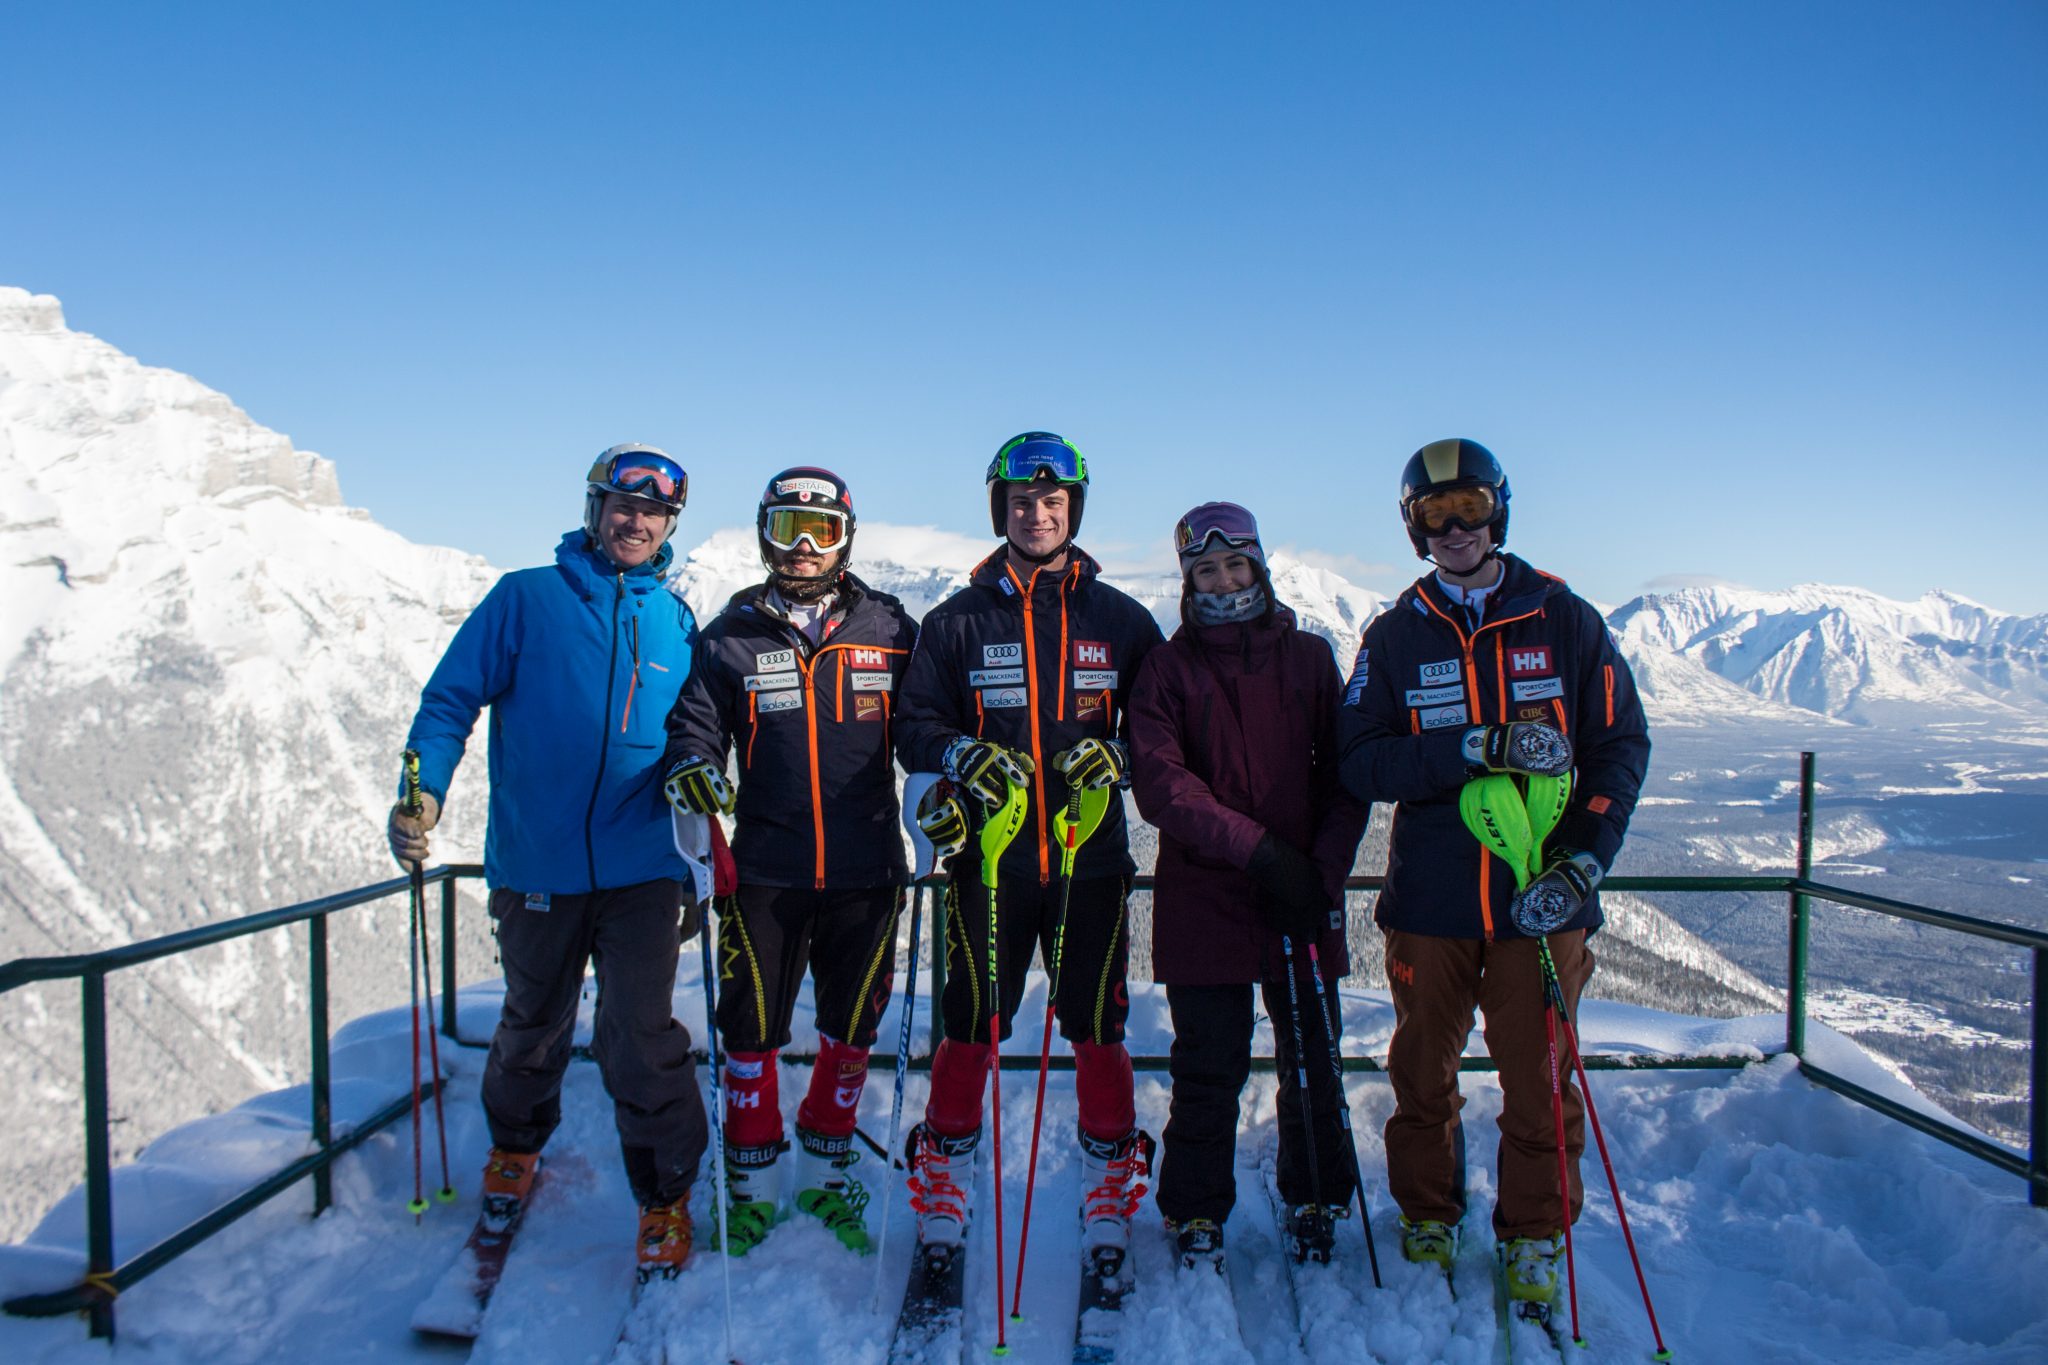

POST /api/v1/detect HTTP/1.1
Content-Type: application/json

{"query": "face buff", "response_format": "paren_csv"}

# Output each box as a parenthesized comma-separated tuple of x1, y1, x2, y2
(1189, 585, 1268, 625)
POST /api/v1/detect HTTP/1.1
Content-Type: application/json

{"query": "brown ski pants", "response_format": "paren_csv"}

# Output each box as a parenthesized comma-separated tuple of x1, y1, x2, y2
(1382, 928, 1594, 1240)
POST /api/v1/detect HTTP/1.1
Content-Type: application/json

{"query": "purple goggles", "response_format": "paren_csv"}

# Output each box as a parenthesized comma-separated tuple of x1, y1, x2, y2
(1174, 501, 1265, 565)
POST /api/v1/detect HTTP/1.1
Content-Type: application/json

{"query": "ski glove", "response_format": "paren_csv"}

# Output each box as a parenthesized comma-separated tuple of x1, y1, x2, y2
(1246, 833, 1332, 941)
(664, 755, 736, 816)
(386, 792, 441, 869)
(1509, 849, 1605, 936)
(1463, 722, 1574, 779)
(915, 780, 971, 861)
(942, 737, 1034, 810)
(1052, 737, 1129, 791)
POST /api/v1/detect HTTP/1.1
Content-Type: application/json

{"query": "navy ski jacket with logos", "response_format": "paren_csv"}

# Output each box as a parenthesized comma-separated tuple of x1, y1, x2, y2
(405, 531, 698, 896)
(663, 573, 917, 889)
(894, 548, 1165, 883)
(1335, 553, 1649, 941)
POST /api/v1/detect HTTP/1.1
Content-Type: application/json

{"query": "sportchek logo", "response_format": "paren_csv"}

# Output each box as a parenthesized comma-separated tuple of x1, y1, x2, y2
(846, 646, 889, 669)
(1073, 641, 1111, 667)
(1508, 647, 1553, 677)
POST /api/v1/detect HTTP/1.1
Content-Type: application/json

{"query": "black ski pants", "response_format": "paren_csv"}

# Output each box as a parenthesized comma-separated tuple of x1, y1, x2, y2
(1156, 965, 1356, 1224)
(939, 867, 1132, 1046)
(483, 878, 707, 1207)
(714, 883, 904, 1051)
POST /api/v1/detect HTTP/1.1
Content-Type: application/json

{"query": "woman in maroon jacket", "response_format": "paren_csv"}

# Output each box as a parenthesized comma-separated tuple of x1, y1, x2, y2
(1128, 502, 1371, 1270)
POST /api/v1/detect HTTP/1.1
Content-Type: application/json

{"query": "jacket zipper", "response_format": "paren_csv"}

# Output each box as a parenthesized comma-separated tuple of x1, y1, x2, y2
(582, 571, 625, 892)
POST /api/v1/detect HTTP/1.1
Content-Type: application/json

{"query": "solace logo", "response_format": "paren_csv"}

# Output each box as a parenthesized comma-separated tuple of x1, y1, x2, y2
(1074, 641, 1111, 667)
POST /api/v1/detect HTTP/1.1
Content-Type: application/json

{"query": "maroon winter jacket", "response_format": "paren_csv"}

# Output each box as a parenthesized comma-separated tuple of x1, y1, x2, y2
(1129, 606, 1371, 985)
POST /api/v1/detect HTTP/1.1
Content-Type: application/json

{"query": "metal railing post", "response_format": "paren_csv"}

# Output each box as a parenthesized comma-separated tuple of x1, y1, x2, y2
(2033, 947, 2046, 1208)
(927, 886, 947, 1060)
(440, 875, 458, 1038)
(309, 918, 332, 1215)
(1787, 751, 1815, 1058)
(81, 970, 115, 1340)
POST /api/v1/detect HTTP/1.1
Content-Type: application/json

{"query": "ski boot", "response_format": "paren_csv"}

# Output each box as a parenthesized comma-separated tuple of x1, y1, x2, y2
(478, 1148, 540, 1232)
(1283, 1203, 1344, 1265)
(905, 1121, 978, 1250)
(1499, 1232, 1563, 1324)
(636, 1194, 695, 1282)
(1168, 1217, 1225, 1273)
(1400, 1215, 1458, 1269)
(1078, 1128, 1155, 1278)
(792, 1127, 871, 1254)
(718, 1139, 783, 1256)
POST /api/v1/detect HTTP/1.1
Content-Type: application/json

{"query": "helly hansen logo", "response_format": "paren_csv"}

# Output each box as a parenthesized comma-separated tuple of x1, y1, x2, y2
(1074, 641, 1111, 668)
(1509, 647, 1553, 677)
(847, 647, 889, 669)
(1387, 954, 1415, 987)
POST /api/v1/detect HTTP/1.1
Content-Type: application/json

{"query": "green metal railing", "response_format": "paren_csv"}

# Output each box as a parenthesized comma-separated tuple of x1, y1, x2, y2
(3, 752, 2042, 1341)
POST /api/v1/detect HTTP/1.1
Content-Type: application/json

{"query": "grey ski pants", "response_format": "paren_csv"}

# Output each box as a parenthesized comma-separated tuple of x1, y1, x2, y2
(482, 878, 708, 1206)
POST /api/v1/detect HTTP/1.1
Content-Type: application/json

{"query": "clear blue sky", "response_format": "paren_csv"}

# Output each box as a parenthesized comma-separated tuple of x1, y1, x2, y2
(6, 2, 2044, 610)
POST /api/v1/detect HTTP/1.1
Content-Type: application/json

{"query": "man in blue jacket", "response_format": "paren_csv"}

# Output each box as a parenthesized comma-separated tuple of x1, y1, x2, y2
(387, 443, 708, 1280)
(1336, 438, 1649, 1323)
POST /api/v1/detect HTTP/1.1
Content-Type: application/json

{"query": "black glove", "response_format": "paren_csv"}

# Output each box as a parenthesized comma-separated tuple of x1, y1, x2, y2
(942, 737, 1034, 809)
(1463, 722, 1574, 778)
(1246, 834, 1332, 941)
(915, 780, 970, 860)
(1053, 737, 1130, 791)
(663, 755, 736, 816)
(1509, 850, 1604, 935)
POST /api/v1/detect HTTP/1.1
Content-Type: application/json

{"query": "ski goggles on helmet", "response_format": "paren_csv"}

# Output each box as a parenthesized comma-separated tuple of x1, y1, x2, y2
(988, 433, 1087, 486)
(762, 505, 849, 553)
(1174, 501, 1264, 564)
(1406, 483, 1499, 536)
(596, 449, 688, 508)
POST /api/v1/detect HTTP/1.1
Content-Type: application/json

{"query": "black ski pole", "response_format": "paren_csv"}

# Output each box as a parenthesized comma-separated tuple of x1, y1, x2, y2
(1304, 942, 1381, 1288)
(697, 885, 740, 1362)
(401, 751, 429, 1220)
(870, 885, 925, 1313)
(1277, 936, 1326, 1255)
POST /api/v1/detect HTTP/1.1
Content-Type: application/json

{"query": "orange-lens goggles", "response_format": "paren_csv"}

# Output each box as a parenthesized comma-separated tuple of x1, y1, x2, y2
(1409, 484, 1498, 535)
(763, 506, 849, 552)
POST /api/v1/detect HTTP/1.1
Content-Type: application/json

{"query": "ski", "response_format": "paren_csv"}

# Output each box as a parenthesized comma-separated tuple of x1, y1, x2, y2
(409, 1169, 545, 1340)
(887, 1240, 971, 1364)
(1494, 1255, 1573, 1362)
(1072, 1244, 1135, 1363)
(1256, 1156, 1312, 1355)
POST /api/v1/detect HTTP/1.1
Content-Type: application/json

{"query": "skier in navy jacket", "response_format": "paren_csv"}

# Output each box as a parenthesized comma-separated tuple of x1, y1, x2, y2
(892, 432, 1165, 1270)
(388, 444, 708, 1279)
(1335, 439, 1649, 1318)
(661, 467, 917, 1258)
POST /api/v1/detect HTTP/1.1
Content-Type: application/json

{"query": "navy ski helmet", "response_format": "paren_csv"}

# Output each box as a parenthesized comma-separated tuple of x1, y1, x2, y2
(985, 431, 1088, 540)
(1398, 438, 1510, 559)
(757, 466, 856, 577)
(583, 443, 687, 546)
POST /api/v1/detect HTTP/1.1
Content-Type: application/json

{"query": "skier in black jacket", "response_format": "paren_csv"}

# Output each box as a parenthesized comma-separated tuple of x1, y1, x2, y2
(662, 467, 918, 1257)
(893, 432, 1165, 1268)
(1335, 438, 1649, 1320)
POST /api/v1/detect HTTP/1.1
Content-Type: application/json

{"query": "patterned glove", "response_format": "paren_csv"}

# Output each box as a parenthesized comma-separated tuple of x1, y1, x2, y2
(1464, 723, 1574, 778)
(915, 780, 971, 861)
(663, 756, 736, 816)
(942, 737, 1034, 809)
(1052, 737, 1130, 791)
(1509, 850, 1604, 936)
(387, 792, 441, 869)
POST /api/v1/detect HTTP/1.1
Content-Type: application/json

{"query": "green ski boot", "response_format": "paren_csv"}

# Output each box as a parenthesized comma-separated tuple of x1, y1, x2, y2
(792, 1128, 871, 1254)
(717, 1141, 782, 1257)
(1400, 1215, 1458, 1269)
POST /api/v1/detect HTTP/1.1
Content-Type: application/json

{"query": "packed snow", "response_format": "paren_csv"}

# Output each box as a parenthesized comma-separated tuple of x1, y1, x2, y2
(2, 943, 2043, 1365)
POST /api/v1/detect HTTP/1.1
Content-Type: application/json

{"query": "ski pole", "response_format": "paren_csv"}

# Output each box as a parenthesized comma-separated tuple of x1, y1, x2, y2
(978, 781, 1028, 1357)
(401, 751, 429, 1220)
(1303, 942, 1381, 1288)
(412, 873, 456, 1206)
(1009, 784, 1109, 1321)
(1278, 936, 1326, 1242)
(1541, 973, 1585, 1348)
(870, 886, 925, 1314)
(1540, 939, 1674, 1361)
(697, 881, 741, 1364)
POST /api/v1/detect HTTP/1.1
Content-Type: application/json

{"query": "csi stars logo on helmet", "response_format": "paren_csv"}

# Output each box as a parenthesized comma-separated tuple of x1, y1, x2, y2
(773, 477, 839, 502)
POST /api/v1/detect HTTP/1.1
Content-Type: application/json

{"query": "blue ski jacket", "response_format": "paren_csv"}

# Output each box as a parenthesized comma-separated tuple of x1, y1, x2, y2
(404, 531, 699, 895)
(1335, 554, 1649, 941)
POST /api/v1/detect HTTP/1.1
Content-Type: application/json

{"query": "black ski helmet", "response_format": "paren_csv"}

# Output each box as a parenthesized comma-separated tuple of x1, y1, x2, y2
(1398, 438, 1510, 559)
(985, 431, 1088, 540)
(757, 465, 856, 583)
(583, 443, 687, 546)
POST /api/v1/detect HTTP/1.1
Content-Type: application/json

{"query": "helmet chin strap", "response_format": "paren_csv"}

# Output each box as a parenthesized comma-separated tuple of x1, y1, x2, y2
(1430, 545, 1502, 581)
